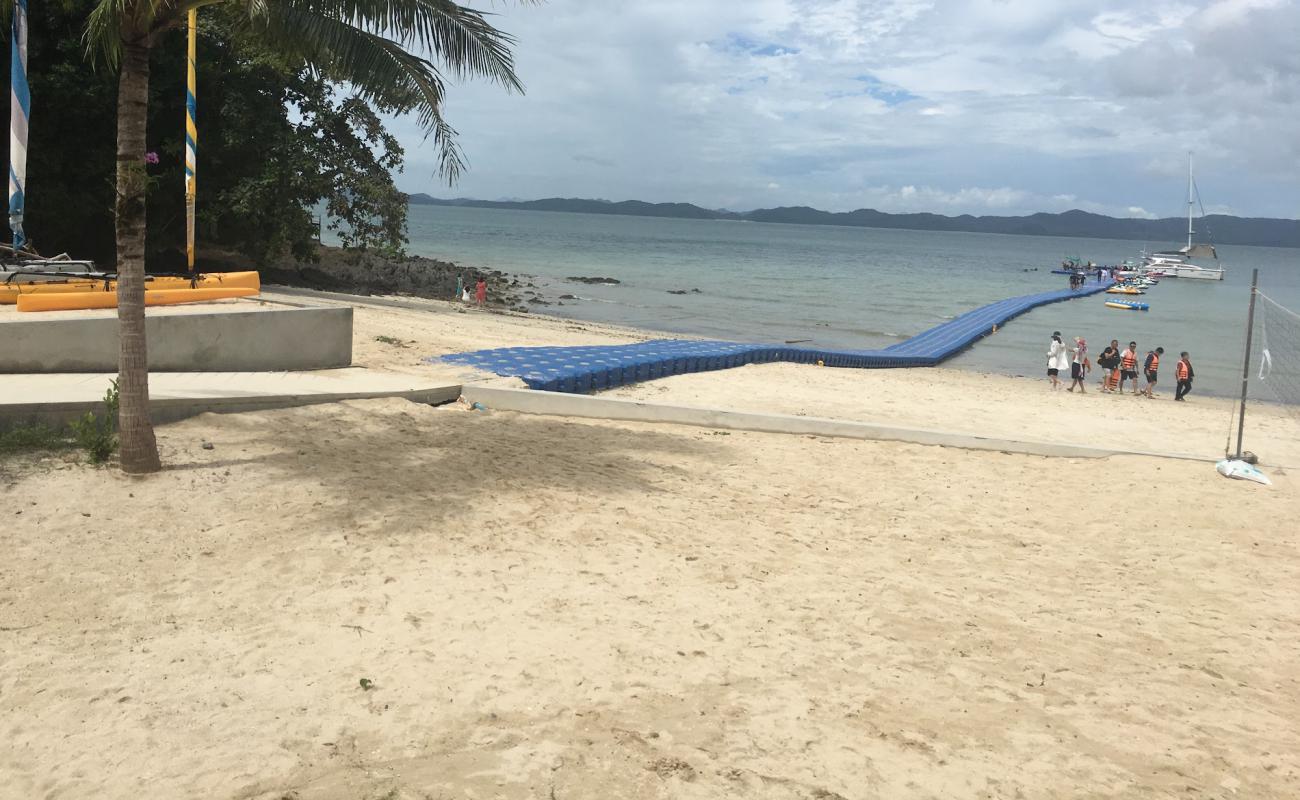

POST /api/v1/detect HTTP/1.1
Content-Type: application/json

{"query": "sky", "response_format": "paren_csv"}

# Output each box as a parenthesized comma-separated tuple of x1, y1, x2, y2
(385, 0, 1300, 219)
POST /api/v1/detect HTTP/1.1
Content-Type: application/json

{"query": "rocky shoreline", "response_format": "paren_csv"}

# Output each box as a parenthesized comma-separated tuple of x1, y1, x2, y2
(254, 246, 640, 314)
(259, 245, 535, 311)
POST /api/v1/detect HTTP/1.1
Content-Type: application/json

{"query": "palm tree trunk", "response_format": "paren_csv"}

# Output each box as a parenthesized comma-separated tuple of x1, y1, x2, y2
(115, 40, 161, 474)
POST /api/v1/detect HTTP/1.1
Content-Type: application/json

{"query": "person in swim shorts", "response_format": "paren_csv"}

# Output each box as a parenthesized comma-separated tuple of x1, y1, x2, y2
(1119, 341, 1139, 395)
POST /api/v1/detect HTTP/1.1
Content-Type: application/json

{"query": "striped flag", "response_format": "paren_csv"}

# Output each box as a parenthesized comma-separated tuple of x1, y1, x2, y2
(9, 0, 29, 250)
(184, 9, 197, 270)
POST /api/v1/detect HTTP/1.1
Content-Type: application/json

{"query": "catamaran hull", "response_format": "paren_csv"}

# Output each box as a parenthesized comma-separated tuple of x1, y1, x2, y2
(1161, 266, 1224, 281)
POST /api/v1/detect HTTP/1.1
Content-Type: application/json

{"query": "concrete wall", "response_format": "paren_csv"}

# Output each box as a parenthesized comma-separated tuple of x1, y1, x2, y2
(1, 306, 353, 373)
(460, 384, 1208, 462)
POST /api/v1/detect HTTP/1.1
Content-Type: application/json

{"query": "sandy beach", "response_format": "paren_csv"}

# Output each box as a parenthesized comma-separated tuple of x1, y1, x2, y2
(4, 290, 1299, 799)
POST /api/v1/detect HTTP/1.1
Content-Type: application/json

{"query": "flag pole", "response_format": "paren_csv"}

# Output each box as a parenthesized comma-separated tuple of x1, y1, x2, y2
(184, 9, 197, 271)
(9, 0, 30, 251)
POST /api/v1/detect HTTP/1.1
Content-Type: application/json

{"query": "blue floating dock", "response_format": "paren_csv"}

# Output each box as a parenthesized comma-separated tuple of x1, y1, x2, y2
(439, 278, 1113, 393)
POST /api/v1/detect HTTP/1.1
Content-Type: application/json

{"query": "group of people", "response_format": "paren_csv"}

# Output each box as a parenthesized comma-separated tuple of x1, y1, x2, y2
(1046, 332, 1195, 401)
(1065, 267, 1120, 290)
(454, 274, 488, 306)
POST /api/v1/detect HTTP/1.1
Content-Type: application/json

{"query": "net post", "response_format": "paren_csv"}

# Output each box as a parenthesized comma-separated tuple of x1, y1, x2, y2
(1234, 268, 1259, 460)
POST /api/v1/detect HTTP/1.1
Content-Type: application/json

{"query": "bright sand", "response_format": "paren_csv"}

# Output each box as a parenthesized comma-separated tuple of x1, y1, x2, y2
(3, 291, 1299, 799)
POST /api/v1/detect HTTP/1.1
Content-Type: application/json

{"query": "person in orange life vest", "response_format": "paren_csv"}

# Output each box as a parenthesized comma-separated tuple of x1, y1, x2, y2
(1097, 339, 1120, 392)
(1142, 347, 1164, 398)
(1175, 352, 1195, 401)
(1118, 341, 1139, 395)
(475, 277, 487, 306)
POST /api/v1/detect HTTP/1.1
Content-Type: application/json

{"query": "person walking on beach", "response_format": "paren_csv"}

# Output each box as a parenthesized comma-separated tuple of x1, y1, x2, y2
(475, 277, 487, 306)
(1142, 347, 1164, 398)
(1047, 331, 1070, 390)
(1067, 337, 1090, 393)
(1175, 352, 1194, 401)
(454, 274, 463, 302)
(1097, 339, 1120, 392)
(1119, 341, 1139, 395)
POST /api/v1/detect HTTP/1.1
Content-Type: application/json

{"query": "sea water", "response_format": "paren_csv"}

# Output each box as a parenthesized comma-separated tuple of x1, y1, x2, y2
(390, 203, 1300, 400)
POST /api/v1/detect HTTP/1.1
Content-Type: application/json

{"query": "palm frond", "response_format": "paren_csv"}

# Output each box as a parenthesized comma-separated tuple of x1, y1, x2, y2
(251, 0, 525, 90)
(245, 4, 471, 180)
(85, 0, 177, 64)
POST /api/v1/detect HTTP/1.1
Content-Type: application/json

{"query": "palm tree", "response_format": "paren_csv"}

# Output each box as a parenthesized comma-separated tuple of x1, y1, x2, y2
(84, 0, 528, 473)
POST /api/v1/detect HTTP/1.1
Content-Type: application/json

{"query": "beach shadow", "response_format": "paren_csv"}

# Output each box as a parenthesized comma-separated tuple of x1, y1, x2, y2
(169, 399, 729, 529)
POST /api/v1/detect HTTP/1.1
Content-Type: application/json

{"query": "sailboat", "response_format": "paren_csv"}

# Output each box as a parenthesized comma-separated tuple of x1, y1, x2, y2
(1140, 153, 1225, 281)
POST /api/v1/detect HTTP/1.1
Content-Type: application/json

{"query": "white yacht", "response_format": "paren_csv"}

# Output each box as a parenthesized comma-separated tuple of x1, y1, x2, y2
(1139, 154, 1226, 281)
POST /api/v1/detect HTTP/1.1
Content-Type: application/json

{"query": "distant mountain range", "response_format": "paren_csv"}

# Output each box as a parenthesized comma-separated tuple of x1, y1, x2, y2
(406, 194, 1300, 248)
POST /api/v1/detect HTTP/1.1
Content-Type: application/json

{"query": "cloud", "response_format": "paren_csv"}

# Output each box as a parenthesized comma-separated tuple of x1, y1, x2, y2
(389, 0, 1300, 218)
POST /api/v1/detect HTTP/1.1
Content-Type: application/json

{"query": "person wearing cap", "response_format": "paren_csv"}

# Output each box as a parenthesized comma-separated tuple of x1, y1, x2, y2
(1046, 331, 1069, 390)
(1067, 336, 1090, 393)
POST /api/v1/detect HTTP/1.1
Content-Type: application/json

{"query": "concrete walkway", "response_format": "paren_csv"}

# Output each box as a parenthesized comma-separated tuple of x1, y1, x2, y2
(1, 368, 461, 425)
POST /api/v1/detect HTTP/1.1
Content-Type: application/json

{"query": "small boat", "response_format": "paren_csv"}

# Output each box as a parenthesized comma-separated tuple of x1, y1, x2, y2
(1106, 286, 1145, 295)
(2, 270, 260, 304)
(1105, 300, 1149, 311)
(16, 286, 259, 312)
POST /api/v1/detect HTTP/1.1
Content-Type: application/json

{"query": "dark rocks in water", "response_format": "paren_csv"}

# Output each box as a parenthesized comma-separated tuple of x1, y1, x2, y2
(259, 245, 521, 306)
(566, 276, 621, 285)
(667, 288, 703, 295)
(559, 294, 578, 300)
(528, 297, 552, 306)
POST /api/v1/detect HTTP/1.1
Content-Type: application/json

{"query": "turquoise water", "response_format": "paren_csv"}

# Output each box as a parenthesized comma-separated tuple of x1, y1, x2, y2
(391, 204, 1300, 399)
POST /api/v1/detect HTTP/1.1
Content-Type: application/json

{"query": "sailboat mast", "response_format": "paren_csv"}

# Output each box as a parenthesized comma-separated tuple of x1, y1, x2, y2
(1186, 151, 1194, 250)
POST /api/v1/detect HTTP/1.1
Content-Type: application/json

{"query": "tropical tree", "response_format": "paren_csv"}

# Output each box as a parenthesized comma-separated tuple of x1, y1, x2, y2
(83, 0, 528, 473)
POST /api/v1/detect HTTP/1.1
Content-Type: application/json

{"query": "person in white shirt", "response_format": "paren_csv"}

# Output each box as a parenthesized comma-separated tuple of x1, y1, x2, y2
(1046, 331, 1071, 390)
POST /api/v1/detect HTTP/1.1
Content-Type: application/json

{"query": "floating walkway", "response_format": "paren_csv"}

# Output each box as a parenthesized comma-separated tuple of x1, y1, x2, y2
(440, 278, 1113, 393)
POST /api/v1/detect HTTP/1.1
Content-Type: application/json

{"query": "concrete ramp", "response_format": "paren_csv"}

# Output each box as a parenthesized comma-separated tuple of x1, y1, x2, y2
(1, 368, 461, 427)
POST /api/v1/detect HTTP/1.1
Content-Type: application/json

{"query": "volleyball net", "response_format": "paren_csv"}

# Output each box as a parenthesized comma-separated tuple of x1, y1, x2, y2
(1255, 291, 1300, 424)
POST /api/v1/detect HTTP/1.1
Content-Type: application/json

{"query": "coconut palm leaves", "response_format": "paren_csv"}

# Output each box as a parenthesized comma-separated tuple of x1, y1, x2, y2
(79, 0, 529, 472)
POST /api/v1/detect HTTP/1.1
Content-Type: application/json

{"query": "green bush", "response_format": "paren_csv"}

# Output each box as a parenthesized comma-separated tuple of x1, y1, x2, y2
(70, 380, 120, 464)
(0, 423, 74, 454)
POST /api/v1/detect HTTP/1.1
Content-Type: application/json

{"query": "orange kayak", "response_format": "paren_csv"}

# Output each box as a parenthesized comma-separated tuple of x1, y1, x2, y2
(1, 270, 260, 304)
(16, 286, 259, 312)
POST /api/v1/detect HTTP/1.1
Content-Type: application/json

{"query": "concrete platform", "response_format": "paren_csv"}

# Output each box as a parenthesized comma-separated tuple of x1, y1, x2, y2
(460, 384, 1213, 463)
(0, 298, 353, 373)
(0, 368, 461, 427)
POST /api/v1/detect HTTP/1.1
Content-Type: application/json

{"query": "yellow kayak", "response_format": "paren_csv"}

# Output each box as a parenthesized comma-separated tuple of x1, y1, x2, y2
(17, 286, 259, 312)
(1, 270, 260, 304)
(1105, 286, 1144, 295)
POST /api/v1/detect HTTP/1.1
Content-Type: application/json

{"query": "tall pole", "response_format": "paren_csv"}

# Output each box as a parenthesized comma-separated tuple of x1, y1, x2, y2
(1186, 151, 1194, 251)
(184, 9, 197, 271)
(8, 0, 29, 251)
(1234, 268, 1259, 460)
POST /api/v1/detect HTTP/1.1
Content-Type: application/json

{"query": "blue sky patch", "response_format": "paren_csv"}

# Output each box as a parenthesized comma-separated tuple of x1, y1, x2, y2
(719, 33, 799, 57)
(830, 74, 919, 106)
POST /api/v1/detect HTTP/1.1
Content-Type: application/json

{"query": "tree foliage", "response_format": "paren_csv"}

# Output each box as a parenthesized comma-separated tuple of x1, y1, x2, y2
(10, 0, 410, 265)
